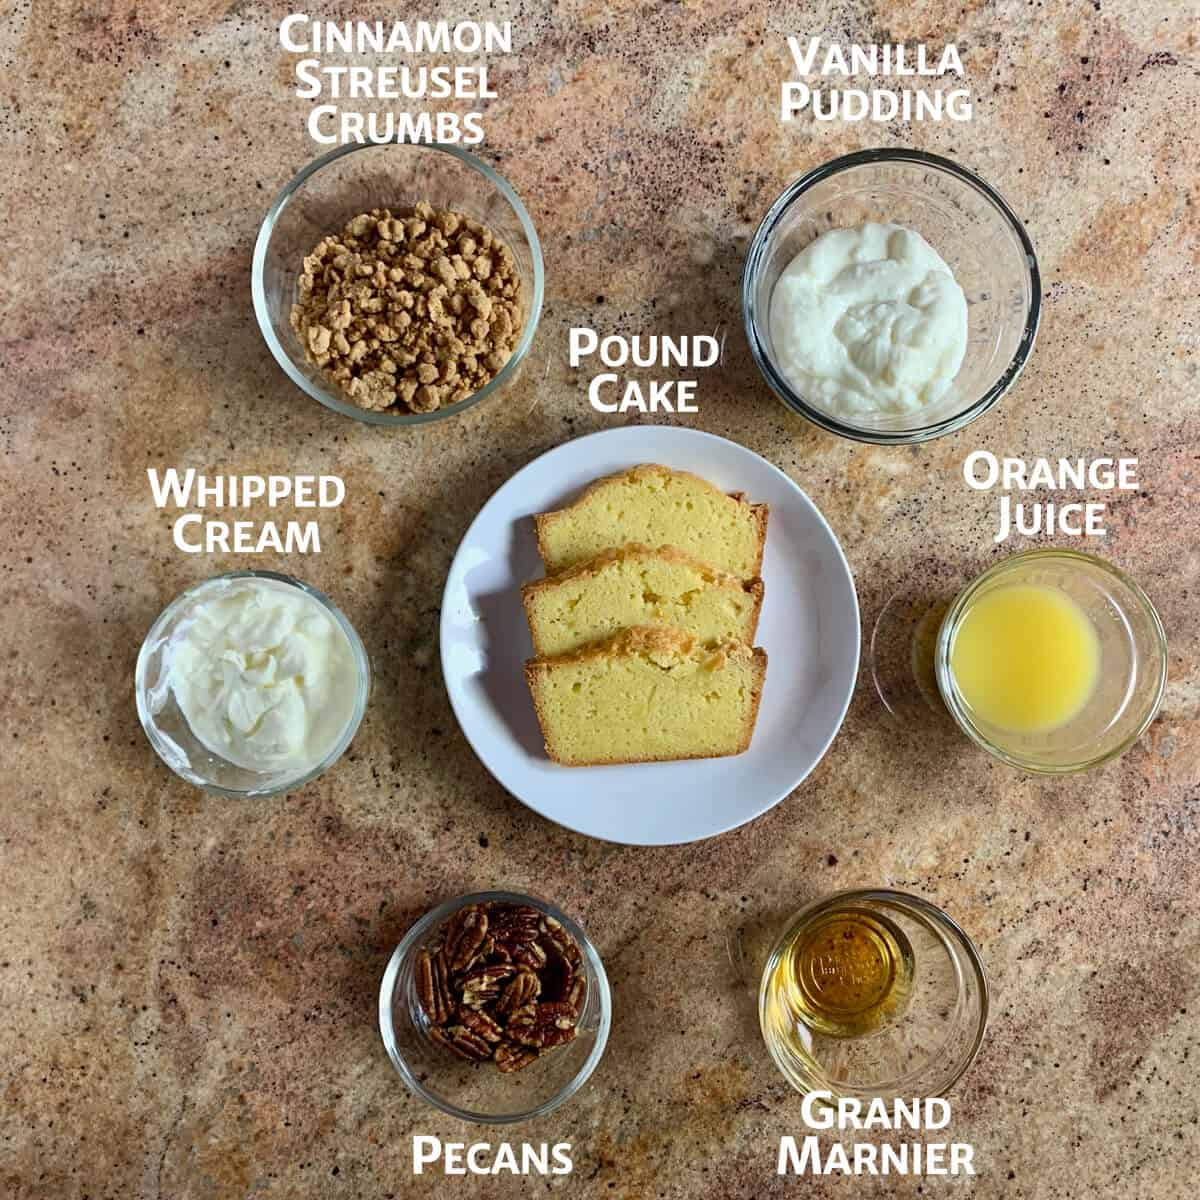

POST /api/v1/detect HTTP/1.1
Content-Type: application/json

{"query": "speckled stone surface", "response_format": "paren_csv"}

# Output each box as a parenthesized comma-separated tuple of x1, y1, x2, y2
(3, 2, 1199, 1197)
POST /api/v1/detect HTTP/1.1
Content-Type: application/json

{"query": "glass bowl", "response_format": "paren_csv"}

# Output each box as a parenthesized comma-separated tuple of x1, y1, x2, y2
(379, 891, 611, 1124)
(936, 549, 1168, 773)
(759, 889, 988, 1104)
(252, 141, 544, 426)
(134, 570, 370, 797)
(743, 148, 1040, 444)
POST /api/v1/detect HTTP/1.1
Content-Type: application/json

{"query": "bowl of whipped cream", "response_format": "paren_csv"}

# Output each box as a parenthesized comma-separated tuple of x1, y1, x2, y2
(743, 149, 1040, 444)
(135, 571, 370, 796)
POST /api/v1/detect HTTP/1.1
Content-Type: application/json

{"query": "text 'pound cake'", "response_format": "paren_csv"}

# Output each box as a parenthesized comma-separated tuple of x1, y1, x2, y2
(533, 465, 769, 579)
(525, 626, 767, 767)
(522, 543, 764, 657)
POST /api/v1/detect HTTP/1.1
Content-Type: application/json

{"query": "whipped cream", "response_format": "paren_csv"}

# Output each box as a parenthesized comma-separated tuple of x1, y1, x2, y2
(768, 222, 968, 418)
(162, 577, 360, 774)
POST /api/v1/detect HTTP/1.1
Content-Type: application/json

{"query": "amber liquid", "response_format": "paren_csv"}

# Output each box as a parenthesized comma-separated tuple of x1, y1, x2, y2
(777, 905, 914, 1038)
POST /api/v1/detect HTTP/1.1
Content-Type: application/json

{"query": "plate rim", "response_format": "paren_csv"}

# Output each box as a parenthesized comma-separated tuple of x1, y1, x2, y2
(438, 425, 861, 846)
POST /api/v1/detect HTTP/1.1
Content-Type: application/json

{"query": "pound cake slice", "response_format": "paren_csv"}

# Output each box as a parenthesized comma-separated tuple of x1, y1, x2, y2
(534, 465, 768, 578)
(523, 543, 764, 656)
(525, 626, 767, 767)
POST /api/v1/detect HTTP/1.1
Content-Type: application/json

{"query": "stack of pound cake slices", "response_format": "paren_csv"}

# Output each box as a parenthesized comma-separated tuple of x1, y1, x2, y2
(521, 464, 769, 767)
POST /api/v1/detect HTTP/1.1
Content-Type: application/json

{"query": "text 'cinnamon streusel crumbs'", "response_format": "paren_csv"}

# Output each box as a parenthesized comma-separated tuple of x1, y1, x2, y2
(290, 201, 524, 416)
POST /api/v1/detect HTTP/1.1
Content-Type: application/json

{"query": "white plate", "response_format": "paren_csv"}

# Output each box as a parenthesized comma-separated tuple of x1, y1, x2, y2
(440, 426, 860, 846)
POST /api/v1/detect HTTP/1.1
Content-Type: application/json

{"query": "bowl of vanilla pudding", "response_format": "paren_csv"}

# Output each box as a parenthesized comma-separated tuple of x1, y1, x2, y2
(742, 149, 1040, 444)
(934, 550, 1167, 773)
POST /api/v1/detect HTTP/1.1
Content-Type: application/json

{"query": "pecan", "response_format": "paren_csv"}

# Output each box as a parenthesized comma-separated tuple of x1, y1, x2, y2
(488, 904, 542, 942)
(444, 1024, 494, 1061)
(564, 974, 587, 1016)
(536, 1024, 578, 1050)
(433, 951, 453, 1017)
(436, 905, 468, 956)
(510, 941, 547, 971)
(508, 1002, 536, 1026)
(428, 1025, 454, 1053)
(460, 963, 514, 1008)
(415, 948, 453, 1025)
(452, 933, 494, 974)
(443, 906, 489, 973)
(428, 1024, 491, 1062)
(540, 940, 574, 1002)
(494, 1041, 540, 1074)
(539, 1001, 578, 1027)
(508, 1001, 579, 1049)
(494, 968, 540, 1018)
(457, 1007, 504, 1044)
(415, 950, 441, 1025)
(543, 916, 582, 966)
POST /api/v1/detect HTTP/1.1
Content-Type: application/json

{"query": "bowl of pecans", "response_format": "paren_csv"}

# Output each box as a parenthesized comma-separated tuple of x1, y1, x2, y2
(379, 891, 611, 1122)
(252, 141, 544, 426)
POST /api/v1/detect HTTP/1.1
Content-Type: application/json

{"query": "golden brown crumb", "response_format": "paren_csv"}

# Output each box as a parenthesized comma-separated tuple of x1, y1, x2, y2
(290, 203, 524, 416)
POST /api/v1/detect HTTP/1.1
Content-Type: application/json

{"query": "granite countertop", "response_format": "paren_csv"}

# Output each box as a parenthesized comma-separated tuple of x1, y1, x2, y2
(3, 2, 1198, 1197)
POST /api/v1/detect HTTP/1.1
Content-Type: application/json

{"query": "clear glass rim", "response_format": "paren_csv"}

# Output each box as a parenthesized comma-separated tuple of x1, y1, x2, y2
(378, 890, 612, 1124)
(742, 147, 1042, 445)
(935, 548, 1168, 774)
(251, 139, 546, 428)
(758, 887, 990, 1101)
(134, 569, 371, 797)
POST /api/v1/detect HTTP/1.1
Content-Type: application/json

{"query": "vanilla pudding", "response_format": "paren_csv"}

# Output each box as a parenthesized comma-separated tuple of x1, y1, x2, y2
(768, 222, 967, 420)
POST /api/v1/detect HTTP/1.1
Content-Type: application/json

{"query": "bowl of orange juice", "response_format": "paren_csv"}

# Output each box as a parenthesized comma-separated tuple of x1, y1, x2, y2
(935, 549, 1166, 773)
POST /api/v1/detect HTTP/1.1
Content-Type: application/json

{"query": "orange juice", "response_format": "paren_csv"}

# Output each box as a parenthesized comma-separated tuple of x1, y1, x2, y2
(948, 582, 1100, 734)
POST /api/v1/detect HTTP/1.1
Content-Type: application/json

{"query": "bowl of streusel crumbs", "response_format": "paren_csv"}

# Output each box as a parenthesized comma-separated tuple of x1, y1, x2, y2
(253, 141, 544, 426)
